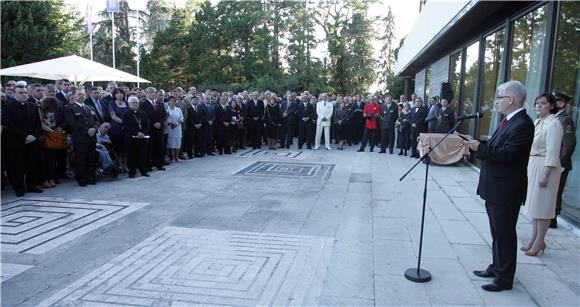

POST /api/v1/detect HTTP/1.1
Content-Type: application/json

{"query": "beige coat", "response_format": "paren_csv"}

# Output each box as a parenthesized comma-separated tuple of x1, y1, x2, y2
(524, 114, 563, 219)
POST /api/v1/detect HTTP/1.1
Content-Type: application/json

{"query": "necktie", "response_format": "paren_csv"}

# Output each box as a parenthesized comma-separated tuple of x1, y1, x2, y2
(498, 118, 507, 130)
(94, 100, 103, 118)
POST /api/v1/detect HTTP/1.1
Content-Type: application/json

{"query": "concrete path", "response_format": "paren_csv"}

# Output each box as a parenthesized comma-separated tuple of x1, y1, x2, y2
(1, 146, 578, 306)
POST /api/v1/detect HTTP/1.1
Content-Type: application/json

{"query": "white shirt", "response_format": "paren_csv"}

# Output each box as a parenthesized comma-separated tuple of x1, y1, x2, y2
(506, 107, 525, 121)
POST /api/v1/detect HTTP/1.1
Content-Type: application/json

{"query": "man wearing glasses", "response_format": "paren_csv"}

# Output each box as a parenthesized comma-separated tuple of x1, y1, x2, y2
(463, 80, 534, 292)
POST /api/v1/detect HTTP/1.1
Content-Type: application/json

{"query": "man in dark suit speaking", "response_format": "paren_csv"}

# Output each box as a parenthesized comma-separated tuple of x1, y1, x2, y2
(464, 81, 534, 292)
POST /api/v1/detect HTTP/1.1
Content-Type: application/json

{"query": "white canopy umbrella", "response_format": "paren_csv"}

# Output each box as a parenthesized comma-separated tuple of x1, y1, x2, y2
(0, 55, 150, 84)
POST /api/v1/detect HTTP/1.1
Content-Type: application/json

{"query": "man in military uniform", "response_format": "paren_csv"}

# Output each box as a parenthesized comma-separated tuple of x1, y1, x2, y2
(551, 91, 576, 228)
(64, 87, 100, 186)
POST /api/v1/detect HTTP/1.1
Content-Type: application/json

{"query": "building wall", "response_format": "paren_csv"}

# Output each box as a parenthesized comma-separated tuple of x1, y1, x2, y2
(429, 55, 450, 97)
(414, 69, 425, 99)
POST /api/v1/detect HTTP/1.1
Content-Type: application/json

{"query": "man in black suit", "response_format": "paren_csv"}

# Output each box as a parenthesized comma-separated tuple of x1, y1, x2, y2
(280, 93, 297, 148)
(247, 92, 264, 149)
(379, 96, 398, 154)
(409, 97, 427, 158)
(184, 96, 204, 158)
(2, 84, 44, 196)
(85, 86, 110, 124)
(140, 87, 167, 171)
(64, 87, 100, 186)
(296, 95, 315, 149)
(202, 96, 216, 155)
(351, 96, 365, 144)
(465, 81, 534, 292)
(55, 79, 70, 104)
(215, 96, 232, 155)
(27, 83, 44, 106)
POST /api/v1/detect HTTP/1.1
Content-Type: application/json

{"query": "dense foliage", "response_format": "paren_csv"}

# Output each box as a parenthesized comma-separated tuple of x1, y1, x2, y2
(2, 0, 403, 95)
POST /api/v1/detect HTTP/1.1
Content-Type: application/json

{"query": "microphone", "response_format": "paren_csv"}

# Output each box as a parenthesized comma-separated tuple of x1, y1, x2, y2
(456, 112, 483, 120)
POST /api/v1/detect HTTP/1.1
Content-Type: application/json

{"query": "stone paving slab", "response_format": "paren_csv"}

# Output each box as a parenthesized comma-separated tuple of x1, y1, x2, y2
(0, 263, 34, 283)
(1, 146, 578, 307)
(39, 227, 333, 307)
(1, 197, 148, 254)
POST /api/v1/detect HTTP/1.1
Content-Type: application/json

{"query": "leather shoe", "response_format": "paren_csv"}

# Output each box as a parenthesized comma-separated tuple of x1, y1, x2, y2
(473, 270, 494, 278)
(481, 282, 511, 292)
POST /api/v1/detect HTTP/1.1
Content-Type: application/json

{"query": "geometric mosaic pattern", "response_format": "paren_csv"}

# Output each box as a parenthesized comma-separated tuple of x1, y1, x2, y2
(1, 197, 148, 254)
(236, 161, 335, 180)
(237, 149, 308, 159)
(39, 227, 333, 307)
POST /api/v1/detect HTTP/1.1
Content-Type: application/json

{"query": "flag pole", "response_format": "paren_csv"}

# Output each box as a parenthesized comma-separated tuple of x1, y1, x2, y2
(86, 3, 94, 86)
(136, 39, 140, 88)
(111, 11, 116, 69)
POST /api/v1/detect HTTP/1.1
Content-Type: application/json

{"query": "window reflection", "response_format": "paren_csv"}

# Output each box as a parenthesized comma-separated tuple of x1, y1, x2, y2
(458, 41, 479, 134)
(424, 66, 431, 102)
(478, 29, 505, 141)
(449, 51, 462, 116)
(551, 1, 579, 222)
(509, 4, 547, 115)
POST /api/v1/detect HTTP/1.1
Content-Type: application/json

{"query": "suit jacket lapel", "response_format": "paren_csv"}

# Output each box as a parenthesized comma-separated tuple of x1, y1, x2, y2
(489, 110, 525, 145)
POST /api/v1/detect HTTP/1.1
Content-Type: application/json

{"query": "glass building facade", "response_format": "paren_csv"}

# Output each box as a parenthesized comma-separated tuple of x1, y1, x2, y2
(403, 2, 579, 224)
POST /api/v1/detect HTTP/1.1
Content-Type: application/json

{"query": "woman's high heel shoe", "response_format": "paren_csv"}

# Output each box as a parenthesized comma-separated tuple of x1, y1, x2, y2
(520, 244, 533, 252)
(524, 244, 546, 257)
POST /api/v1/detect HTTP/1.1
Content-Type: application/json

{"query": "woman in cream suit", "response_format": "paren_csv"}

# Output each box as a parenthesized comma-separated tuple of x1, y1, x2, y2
(522, 93, 563, 256)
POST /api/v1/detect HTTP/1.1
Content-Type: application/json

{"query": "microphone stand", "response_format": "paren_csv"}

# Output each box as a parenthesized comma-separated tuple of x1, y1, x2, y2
(399, 119, 464, 282)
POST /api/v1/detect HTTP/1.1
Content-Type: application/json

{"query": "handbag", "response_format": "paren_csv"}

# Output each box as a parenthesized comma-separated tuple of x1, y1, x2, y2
(42, 131, 67, 150)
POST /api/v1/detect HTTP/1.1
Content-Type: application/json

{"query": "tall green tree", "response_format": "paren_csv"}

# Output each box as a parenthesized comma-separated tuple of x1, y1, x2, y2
(93, 0, 140, 73)
(314, 0, 377, 94)
(139, 0, 173, 50)
(141, 8, 190, 89)
(1, 0, 86, 68)
(344, 11, 376, 94)
(186, 1, 234, 86)
(284, 0, 328, 92)
(377, 5, 396, 93)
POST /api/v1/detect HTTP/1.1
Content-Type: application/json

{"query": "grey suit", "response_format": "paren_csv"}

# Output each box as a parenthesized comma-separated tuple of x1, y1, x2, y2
(425, 103, 441, 133)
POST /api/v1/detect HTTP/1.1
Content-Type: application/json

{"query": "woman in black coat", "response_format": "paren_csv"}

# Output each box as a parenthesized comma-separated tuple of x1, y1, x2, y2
(396, 103, 412, 155)
(263, 96, 281, 150)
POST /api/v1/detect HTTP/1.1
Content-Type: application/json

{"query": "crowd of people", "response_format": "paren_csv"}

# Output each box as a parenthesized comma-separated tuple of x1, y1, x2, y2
(1, 79, 459, 197)
(0, 80, 576, 241)
(1, 78, 577, 291)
